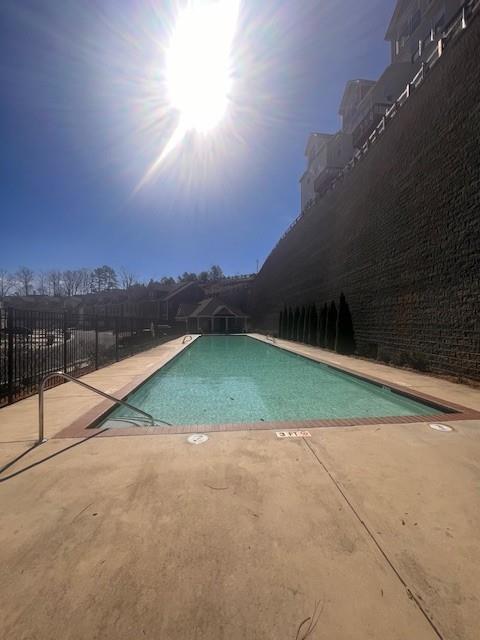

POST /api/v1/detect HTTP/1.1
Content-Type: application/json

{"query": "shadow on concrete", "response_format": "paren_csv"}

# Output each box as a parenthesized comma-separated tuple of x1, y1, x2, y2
(0, 429, 108, 483)
(0, 443, 40, 475)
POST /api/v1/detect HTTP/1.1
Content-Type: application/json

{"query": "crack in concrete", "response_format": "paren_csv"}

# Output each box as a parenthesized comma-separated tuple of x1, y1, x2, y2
(302, 437, 444, 640)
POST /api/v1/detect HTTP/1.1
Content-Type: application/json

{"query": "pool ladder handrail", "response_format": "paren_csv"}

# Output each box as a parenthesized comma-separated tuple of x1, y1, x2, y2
(182, 335, 193, 344)
(38, 371, 155, 444)
(265, 334, 276, 344)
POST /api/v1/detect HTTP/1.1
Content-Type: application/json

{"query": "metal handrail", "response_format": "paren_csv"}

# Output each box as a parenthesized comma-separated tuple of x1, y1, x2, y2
(182, 335, 193, 344)
(38, 371, 155, 444)
(265, 334, 276, 344)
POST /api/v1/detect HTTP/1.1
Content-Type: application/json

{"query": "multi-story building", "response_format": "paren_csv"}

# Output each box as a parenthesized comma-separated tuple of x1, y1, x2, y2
(300, 133, 332, 212)
(338, 79, 377, 135)
(300, 132, 353, 211)
(345, 62, 416, 148)
(385, 0, 464, 65)
(343, 1, 466, 149)
(300, 0, 467, 208)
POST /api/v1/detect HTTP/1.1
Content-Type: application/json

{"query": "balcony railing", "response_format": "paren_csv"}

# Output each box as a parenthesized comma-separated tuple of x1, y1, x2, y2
(352, 103, 392, 149)
(314, 166, 346, 196)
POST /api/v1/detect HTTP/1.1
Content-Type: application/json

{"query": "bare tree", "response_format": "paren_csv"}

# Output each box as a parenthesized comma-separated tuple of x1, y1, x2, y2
(36, 271, 48, 296)
(47, 270, 63, 296)
(119, 267, 137, 290)
(0, 269, 15, 298)
(78, 268, 93, 294)
(15, 266, 35, 296)
(63, 269, 84, 296)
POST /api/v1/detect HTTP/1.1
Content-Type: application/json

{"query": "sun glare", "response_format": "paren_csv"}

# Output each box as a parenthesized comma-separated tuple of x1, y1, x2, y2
(136, 0, 240, 190)
(166, 0, 240, 133)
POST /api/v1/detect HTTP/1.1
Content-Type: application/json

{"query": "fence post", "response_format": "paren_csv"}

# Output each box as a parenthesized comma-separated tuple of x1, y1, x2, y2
(95, 315, 99, 370)
(438, 37, 443, 57)
(115, 316, 119, 362)
(63, 311, 68, 374)
(7, 307, 14, 405)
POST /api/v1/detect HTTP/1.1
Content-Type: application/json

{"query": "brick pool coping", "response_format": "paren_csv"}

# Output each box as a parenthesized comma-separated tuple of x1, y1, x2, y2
(54, 337, 480, 439)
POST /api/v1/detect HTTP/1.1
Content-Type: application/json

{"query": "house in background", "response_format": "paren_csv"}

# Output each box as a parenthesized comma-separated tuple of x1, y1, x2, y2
(300, 133, 332, 212)
(339, 79, 377, 135)
(299, 0, 467, 204)
(300, 131, 353, 211)
(346, 62, 416, 148)
(159, 281, 205, 324)
(176, 298, 249, 334)
(89, 280, 204, 324)
(386, 0, 464, 66)
(313, 132, 355, 196)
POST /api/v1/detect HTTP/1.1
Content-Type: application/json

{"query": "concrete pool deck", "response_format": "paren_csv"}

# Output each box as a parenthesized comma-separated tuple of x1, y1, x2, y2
(1, 335, 479, 639)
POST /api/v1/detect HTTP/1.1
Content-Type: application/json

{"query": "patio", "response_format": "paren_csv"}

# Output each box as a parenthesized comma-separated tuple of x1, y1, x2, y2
(1, 336, 479, 639)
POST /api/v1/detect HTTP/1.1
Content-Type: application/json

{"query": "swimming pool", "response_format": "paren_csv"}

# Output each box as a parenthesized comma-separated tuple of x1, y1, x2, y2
(101, 335, 445, 427)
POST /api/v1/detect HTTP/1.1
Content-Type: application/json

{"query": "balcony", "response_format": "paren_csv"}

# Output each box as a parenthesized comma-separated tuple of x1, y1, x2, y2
(314, 166, 344, 195)
(352, 102, 391, 148)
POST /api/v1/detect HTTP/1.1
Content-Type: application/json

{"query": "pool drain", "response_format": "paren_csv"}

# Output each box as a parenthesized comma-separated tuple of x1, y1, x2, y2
(187, 434, 209, 445)
(429, 423, 453, 432)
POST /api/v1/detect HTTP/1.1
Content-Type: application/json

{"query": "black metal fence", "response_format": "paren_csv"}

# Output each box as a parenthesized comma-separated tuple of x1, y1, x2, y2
(0, 307, 180, 407)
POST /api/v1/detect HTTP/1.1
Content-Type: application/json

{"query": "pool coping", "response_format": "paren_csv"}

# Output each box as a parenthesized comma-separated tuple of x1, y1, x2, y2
(54, 335, 480, 439)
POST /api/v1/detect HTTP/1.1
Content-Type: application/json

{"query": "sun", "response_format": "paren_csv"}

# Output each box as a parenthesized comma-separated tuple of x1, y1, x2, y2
(136, 0, 240, 191)
(166, 0, 240, 134)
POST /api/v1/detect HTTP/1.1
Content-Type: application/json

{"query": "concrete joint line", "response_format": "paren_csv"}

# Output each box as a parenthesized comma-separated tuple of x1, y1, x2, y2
(301, 437, 445, 640)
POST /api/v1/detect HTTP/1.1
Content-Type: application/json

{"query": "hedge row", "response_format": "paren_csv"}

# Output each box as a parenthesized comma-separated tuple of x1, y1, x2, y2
(278, 293, 356, 355)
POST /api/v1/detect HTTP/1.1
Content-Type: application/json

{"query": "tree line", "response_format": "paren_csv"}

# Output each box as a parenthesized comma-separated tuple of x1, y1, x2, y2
(278, 293, 356, 355)
(0, 264, 233, 298)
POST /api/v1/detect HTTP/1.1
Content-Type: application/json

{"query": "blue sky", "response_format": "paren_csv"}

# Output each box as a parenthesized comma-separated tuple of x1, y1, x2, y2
(0, 0, 396, 281)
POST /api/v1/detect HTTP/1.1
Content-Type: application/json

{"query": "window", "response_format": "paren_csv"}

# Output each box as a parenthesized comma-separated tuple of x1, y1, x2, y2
(398, 8, 422, 48)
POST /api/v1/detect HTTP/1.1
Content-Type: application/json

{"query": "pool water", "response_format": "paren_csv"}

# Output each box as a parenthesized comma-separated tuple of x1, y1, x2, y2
(102, 335, 440, 427)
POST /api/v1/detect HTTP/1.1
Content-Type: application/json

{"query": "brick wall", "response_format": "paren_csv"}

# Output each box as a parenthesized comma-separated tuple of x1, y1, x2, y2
(251, 13, 480, 381)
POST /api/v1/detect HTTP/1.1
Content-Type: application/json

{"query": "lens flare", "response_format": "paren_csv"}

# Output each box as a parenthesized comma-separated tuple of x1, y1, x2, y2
(167, 0, 240, 133)
(137, 0, 240, 190)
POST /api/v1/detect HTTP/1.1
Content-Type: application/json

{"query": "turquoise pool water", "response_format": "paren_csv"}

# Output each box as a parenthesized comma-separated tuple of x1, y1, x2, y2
(102, 336, 439, 427)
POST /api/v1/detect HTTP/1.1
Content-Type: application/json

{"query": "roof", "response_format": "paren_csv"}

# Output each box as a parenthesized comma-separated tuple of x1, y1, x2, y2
(385, 0, 412, 40)
(176, 303, 198, 318)
(176, 297, 248, 319)
(162, 280, 202, 301)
